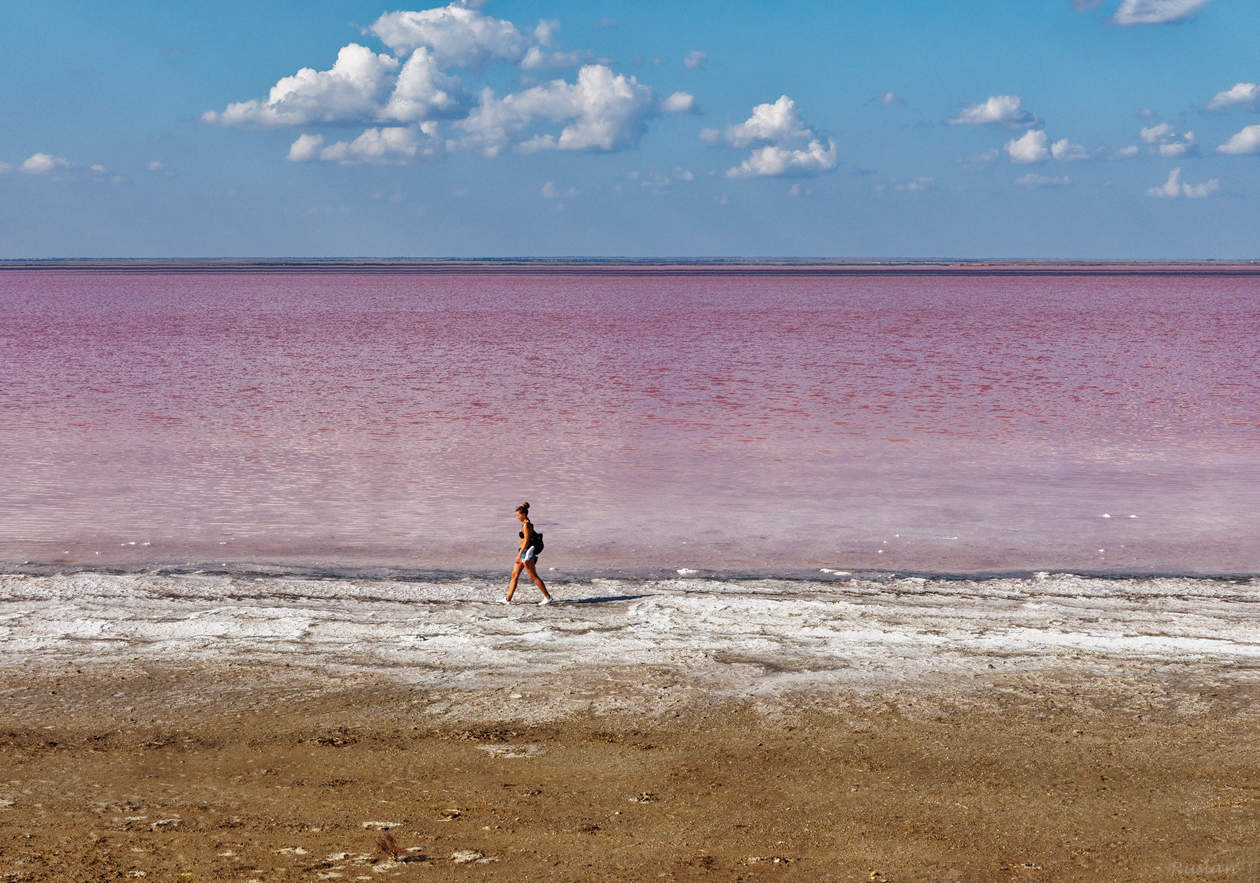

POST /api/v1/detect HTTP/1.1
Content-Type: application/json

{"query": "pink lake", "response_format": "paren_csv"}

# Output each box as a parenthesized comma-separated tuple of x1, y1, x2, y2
(1, 268, 1257, 575)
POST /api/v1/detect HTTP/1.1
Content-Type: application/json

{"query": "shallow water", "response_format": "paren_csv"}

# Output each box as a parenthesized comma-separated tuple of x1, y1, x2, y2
(2, 268, 1258, 573)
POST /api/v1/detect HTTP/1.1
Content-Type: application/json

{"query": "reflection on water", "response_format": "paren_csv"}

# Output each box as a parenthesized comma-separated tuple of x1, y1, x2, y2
(1, 270, 1257, 573)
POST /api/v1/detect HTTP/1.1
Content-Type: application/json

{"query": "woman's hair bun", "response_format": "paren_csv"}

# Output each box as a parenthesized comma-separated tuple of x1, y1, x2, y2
(516, 501, 530, 515)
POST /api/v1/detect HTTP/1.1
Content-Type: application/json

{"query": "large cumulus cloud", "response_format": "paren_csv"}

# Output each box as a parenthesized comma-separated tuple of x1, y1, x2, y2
(205, 2, 672, 165)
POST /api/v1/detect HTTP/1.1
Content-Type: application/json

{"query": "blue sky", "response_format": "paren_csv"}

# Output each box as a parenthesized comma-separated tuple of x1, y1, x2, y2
(2, 0, 1258, 258)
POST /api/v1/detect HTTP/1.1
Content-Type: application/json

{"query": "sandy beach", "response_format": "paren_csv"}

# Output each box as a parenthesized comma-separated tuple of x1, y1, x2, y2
(2, 572, 1257, 880)
(2, 666, 1258, 881)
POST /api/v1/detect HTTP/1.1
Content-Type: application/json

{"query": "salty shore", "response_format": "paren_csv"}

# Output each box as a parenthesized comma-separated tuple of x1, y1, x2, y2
(2, 571, 1257, 880)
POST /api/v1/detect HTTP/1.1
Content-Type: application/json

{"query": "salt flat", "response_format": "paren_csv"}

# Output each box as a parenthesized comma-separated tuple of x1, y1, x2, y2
(3, 572, 1255, 719)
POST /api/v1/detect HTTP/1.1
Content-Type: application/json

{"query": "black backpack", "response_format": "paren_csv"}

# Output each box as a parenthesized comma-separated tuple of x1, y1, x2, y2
(531, 530, 544, 553)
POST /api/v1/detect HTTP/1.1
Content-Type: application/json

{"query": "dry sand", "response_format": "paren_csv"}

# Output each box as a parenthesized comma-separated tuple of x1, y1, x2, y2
(2, 659, 1257, 882)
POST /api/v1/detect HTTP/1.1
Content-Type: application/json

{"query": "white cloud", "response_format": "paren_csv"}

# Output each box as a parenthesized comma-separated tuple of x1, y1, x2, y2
(1217, 123, 1260, 155)
(726, 139, 836, 178)
(949, 95, 1033, 127)
(719, 95, 837, 178)
(457, 64, 657, 156)
(207, 6, 682, 166)
(90, 163, 106, 173)
(533, 19, 559, 47)
(1207, 82, 1260, 111)
(874, 91, 901, 105)
(1157, 137, 1193, 157)
(725, 95, 812, 147)
(293, 127, 434, 165)
(683, 49, 707, 70)
(674, 167, 695, 182)
(319, 126, 428, 165)
(1139, 122, 1195, 156)
(1139, 122, 1173, 143)
(1016, 173, 1070, 188)
(699, 127, 721, 144)
(520, 46, 587, 70)
(20, 153, 71, 174)
(384, 48, 464, 122)
(1002, 132, 1090, 163)
(0, 161, 11, 174)
(203, 43, 399, 126)
(369, 5, 527, 68)
(661, 91, 696, 114)
(287, 133, 325, 162)
(1051, 138, 1088, 160)
(1114, 0, 1213, 26)
(1112, 144, 1140, 159)
(519, 21, 590, 71)
(1147, 167, 1219, 198)
(147, 160, 164, 172)
(1182, 177, 1220, 198)
(1006, 129, 1049, 163)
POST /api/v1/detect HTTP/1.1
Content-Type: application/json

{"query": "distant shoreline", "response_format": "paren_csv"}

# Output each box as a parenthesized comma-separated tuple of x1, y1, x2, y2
(3, 258, 1260, 275)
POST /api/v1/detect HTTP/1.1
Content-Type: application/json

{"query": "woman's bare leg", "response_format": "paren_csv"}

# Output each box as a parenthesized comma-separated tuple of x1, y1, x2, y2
(505, 561, 525, 601)
(523, 561, 551, 600)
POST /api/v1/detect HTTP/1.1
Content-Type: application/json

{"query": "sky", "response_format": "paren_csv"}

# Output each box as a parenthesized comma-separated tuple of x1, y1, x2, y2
(2, 0, 1259, 259)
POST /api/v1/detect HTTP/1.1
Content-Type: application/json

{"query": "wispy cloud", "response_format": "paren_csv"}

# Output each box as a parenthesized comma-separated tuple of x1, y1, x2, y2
(1147, 167, 1219, 198)
(1113, 0, 1213, 26)
(895, 176, 935, 192)
(540, 180, 578, 199)
(1016, 173, 1071, 188)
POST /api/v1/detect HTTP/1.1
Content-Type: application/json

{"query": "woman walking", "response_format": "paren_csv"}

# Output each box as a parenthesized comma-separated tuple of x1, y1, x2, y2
(503, 501, 552, 605)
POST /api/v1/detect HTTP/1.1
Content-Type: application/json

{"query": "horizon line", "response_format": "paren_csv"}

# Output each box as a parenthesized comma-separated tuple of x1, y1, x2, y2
(4, 257, 1260, 277)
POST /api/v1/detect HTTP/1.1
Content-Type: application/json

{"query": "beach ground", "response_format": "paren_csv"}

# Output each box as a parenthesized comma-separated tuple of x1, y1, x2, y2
(1, 664, 1256, 882)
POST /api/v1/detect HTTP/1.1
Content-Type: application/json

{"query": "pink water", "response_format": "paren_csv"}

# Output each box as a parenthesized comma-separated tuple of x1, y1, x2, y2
(2, 269, 1257, 574)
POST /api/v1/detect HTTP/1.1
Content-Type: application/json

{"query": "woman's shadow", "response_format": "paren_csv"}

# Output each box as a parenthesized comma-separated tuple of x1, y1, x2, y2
(565, 593, 651, 604)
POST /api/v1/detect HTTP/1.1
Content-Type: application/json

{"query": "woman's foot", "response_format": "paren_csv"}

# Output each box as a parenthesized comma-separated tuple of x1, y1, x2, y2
(497, 598, 510, 605)
(537, 597, 552, 606)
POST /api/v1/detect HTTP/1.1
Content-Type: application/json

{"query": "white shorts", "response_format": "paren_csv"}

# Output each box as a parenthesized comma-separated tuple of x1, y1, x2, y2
(521, 546, 539, 564)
